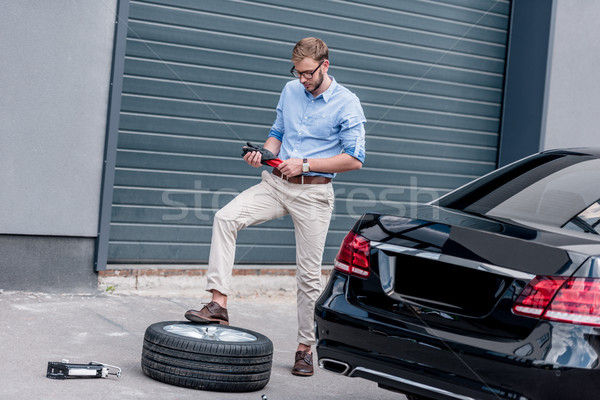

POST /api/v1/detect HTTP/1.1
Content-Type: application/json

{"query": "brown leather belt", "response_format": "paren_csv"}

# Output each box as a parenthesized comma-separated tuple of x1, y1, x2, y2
(272, 168, 331, 184)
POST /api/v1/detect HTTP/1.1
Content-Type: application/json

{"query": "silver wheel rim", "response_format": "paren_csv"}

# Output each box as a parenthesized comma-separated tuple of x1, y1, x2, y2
(163, 324, 257, 342)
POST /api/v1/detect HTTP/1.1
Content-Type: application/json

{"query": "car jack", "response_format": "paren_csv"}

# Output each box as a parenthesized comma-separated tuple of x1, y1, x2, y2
(46, 360, 122, 379)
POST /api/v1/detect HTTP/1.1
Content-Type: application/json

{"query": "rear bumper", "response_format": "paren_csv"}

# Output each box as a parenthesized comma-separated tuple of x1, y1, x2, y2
(315, 273, 600, 400)
(318, 345, 484, 400)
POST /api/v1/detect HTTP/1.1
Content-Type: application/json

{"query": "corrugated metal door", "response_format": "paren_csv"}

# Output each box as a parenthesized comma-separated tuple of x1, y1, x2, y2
(109, 0, 511, 263)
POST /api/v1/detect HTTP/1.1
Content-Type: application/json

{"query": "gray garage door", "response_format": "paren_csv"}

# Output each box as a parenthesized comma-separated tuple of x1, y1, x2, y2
(109, 0, 511, 264)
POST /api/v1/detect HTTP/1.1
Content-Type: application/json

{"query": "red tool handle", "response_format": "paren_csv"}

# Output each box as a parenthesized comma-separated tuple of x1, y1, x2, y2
(265, 158, 282, 168)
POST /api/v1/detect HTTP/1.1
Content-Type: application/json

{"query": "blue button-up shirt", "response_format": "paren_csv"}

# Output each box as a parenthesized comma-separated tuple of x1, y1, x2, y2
(268, 76, 366, 178)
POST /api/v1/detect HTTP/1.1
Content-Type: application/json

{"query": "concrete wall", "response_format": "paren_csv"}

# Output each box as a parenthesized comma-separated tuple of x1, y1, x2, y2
(542, 0, 600, 150)
(497, 0, 553, 167)
(0, 1, 118, 291)
(0, 1, 117, 237)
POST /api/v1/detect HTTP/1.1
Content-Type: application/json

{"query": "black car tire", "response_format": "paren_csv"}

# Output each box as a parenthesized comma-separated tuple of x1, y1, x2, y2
(141, 321, 273, 392)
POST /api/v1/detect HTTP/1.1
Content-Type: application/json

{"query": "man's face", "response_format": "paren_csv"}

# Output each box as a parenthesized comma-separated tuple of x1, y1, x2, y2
(293, 58, 326, 94)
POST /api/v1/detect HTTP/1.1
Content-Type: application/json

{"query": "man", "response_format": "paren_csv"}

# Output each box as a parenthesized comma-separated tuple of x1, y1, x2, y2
(185, 37, 366, 376)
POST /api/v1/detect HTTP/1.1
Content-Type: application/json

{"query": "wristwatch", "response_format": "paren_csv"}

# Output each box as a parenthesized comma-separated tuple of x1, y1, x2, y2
(302, 158, 310, 173)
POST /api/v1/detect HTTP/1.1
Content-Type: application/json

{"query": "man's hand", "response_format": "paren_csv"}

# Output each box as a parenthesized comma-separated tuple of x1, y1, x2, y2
(242, 141, 282, 168)
(243, 150, 263, 168)
(277, 158, 303, 177)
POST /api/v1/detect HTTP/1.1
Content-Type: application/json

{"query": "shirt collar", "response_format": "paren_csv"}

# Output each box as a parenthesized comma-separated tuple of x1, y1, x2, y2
(305, 76, 337, 103)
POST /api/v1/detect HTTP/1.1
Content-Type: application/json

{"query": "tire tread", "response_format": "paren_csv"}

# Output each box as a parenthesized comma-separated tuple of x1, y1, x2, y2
(141, 321, 273, 392)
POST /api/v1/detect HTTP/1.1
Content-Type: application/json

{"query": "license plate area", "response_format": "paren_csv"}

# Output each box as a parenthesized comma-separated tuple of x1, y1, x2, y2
(393, 253, 512, 317)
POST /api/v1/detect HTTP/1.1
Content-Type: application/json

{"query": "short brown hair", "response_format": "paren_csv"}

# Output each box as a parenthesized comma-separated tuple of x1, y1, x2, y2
(291, 37, 329, 63)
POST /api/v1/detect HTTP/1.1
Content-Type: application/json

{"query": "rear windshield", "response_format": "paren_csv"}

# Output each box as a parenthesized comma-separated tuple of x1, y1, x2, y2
(438, 153, 600, 235)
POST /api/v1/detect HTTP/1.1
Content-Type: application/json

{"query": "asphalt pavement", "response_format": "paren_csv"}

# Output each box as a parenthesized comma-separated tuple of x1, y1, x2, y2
(0, 283, 405, 400)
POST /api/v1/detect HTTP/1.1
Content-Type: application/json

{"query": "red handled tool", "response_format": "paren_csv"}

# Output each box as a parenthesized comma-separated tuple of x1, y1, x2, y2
(242, 142, 282, 167)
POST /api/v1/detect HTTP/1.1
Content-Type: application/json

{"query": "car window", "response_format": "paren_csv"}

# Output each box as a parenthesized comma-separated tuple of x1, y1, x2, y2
(563, 201, 600, 235)
(438, 154, 600, 234)
(483, 160, 600, 228)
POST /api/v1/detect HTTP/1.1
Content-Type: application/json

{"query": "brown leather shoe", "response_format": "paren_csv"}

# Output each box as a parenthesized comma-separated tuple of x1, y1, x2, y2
(184, 301, 229, 325)
(292, 350, 314, 376)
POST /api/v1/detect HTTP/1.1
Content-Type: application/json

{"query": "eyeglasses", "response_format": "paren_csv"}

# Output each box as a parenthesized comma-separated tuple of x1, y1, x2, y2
(290, 60, 324, 79)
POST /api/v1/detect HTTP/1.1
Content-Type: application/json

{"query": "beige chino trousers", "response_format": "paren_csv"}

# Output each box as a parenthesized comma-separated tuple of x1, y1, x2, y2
(206, 170, 335, 345)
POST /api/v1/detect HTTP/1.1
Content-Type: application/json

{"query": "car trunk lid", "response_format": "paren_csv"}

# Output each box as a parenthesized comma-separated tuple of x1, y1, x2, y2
(350, 210, 594, 339)
(374, 242, 534, 318)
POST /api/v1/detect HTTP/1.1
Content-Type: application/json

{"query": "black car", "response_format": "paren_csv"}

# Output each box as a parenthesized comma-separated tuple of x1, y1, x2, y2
(315, 148, 600, 400)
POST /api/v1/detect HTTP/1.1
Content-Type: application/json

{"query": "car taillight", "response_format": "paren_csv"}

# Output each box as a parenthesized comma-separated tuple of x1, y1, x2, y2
(513, 276, 600, 326)
(334, 231, 370, 278)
